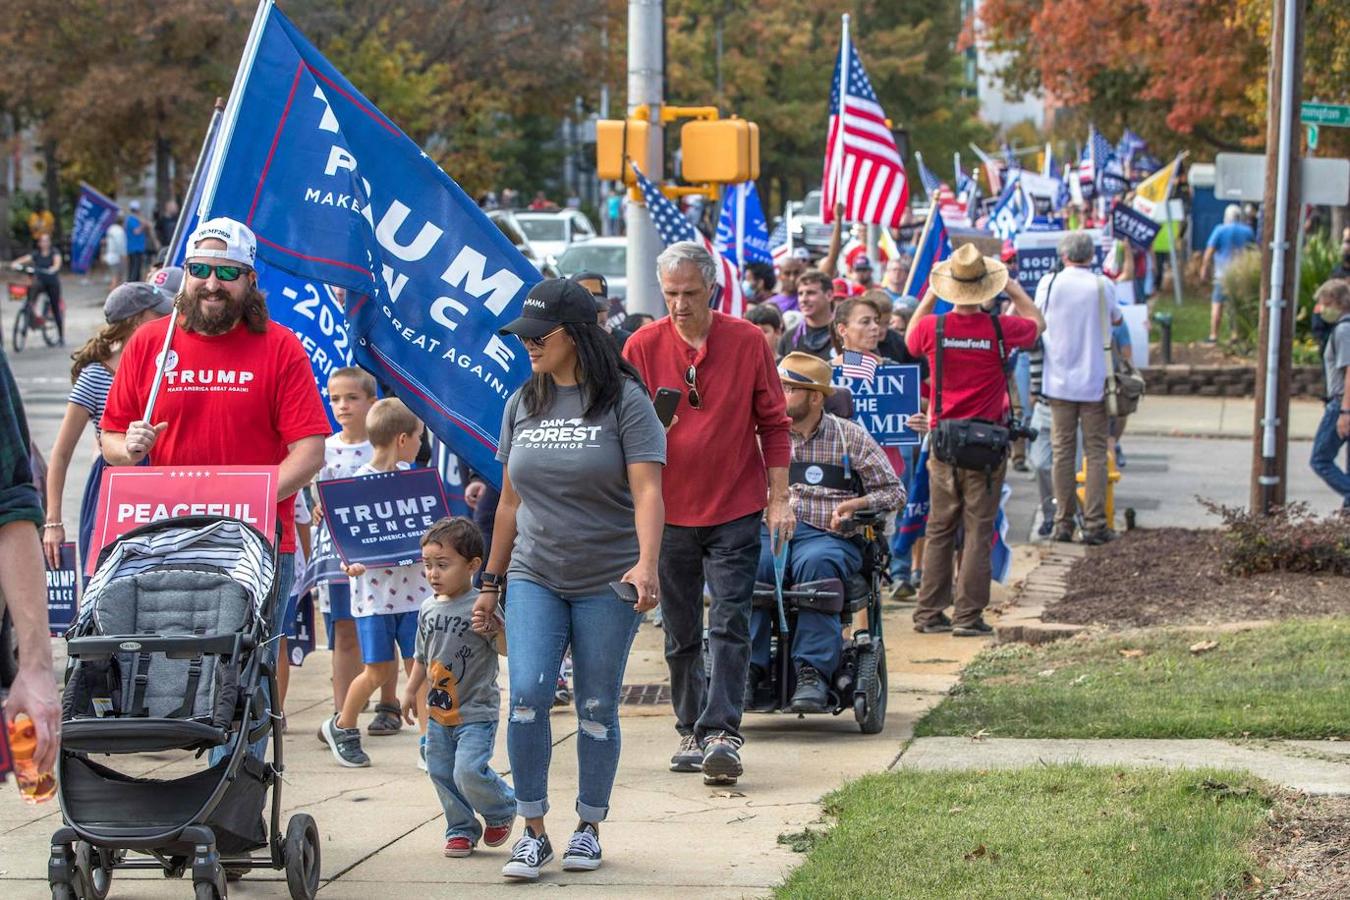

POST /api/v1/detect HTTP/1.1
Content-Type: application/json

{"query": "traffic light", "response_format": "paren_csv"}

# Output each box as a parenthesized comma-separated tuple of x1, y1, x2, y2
(596, 119, 649, 185)
(679, 119, 759, 183)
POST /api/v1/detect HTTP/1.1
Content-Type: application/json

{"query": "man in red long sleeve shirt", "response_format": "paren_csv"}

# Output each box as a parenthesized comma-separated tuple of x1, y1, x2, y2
(624, 241, 792, 787)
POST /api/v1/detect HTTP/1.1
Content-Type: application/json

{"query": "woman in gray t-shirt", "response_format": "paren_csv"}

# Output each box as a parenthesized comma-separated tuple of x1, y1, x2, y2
(475, 279, 665, 881)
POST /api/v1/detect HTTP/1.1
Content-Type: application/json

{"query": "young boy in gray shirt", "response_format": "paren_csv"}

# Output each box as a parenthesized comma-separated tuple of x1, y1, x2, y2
(401, 517, 514, 858)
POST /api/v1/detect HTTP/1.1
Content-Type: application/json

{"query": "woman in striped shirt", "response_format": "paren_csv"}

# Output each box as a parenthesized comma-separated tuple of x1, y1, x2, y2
(42, 280, 175, 573)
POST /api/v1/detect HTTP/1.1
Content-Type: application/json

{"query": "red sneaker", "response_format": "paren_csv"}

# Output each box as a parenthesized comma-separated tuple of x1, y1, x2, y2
(443, 837, 473, 858)
(483, 821, 514, 847)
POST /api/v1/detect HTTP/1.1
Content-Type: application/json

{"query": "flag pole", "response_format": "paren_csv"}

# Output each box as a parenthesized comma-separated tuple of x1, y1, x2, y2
(141, 99, 225, 423)
(829, 14, 850, 223)
(142, 0, 272, 424)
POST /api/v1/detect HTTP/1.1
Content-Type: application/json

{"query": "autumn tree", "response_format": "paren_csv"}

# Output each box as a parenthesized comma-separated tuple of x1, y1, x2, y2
(974, 0, 1268, 155)
(666, 0, 990, 211)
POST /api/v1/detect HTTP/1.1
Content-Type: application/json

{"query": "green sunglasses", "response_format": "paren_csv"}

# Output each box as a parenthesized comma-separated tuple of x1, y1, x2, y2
(186, 262, 246, 282)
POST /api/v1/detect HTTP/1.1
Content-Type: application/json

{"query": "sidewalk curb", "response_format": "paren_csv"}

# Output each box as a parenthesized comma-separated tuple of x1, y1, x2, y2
(993, 544, 1090, 645)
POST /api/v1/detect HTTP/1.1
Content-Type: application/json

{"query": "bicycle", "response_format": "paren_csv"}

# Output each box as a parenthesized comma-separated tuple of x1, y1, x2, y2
(7, 263, 60, 353)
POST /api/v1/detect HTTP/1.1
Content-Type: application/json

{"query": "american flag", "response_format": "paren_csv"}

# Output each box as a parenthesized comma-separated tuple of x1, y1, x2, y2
(821, 18, 908, 229)
(840, 350, 878, 382)
(1088, 124, 1114, 176)
(633, 164, 744, 318)
(916, 153, 942, 201)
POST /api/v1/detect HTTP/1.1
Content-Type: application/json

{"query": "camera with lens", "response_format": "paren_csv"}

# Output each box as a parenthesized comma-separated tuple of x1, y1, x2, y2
(1008, 417, 1038, 443)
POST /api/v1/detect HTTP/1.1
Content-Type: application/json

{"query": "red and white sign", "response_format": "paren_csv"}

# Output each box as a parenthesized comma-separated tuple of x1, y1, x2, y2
(88, 466, 279, 574)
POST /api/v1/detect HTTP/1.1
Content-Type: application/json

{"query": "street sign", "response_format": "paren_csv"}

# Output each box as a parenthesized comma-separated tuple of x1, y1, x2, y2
(1300, 102, 1350, 128)
(1214, 153, 1350, 206)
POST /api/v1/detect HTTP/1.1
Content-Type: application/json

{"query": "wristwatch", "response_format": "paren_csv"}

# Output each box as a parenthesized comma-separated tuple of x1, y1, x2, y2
(480, 571, 505, 589)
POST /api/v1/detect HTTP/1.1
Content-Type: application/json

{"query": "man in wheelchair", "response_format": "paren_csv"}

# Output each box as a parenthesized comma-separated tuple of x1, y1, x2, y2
(746, 353, 904, 714)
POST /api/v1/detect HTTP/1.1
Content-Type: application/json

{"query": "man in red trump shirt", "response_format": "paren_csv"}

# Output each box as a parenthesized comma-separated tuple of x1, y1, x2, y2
(624, 241, 792, 787)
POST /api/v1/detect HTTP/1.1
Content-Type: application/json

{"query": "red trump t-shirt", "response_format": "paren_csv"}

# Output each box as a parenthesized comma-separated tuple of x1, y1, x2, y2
(102, 317, 331, 552)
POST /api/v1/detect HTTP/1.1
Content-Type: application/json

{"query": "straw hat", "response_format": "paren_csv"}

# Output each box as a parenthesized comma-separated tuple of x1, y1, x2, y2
(929, 242, 1008, 306)
(778, 352, 836, 397)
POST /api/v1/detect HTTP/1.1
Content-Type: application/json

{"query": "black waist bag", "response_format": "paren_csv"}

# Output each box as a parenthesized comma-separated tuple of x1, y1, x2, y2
(931, 314, 1013, 475)
(934, 417, 1010, 471)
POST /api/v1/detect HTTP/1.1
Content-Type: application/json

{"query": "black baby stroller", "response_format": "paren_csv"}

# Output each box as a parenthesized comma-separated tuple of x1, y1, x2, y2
(50, 516, 320, 900)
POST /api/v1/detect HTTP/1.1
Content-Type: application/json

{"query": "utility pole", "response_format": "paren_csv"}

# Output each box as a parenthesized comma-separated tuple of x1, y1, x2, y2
(1250, 0, 1306, 514)
(625, 0, 665, 317)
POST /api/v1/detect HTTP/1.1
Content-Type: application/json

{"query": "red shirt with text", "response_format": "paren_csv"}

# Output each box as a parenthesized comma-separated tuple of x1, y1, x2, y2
(905, 312, 1038, 425)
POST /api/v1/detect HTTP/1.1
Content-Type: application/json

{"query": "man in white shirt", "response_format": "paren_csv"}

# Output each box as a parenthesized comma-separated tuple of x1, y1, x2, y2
(1034, 231, 1122, 545)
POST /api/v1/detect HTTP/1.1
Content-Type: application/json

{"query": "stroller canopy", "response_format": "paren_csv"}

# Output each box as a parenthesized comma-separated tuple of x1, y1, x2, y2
(80, 518, 276, 632)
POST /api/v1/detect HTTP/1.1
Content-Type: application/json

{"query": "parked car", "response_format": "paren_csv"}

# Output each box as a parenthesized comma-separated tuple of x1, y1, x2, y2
(513, 210, 597, 262)
(790, 190, 834, 255)
(554, 237, 627, 299)
(487, 210, 560, 276)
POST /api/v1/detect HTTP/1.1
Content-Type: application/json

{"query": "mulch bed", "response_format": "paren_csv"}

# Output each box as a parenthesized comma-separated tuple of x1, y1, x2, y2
(1042, 528, 1350, 628)
(1251, 794, 1350, 899)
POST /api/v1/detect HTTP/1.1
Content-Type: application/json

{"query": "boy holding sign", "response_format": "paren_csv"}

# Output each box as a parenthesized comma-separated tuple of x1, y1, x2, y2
(321, 398, 428, 768)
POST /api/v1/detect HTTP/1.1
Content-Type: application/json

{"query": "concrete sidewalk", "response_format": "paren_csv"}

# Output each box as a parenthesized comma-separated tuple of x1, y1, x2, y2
(1126, 395, 1325, 440)
(0, 555, 1035, 898)
(899, 737, 1350, 796)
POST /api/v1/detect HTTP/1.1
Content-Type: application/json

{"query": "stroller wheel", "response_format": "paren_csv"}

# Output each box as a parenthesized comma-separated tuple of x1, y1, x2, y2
(194, 882, 223, 900)
(284, 813, 321, 900)
(50, 886, 76, 900)
(73, 842, 113, 900)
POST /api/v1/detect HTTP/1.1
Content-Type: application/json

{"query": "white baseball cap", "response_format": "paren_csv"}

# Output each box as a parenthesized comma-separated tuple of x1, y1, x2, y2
(187, 217, 257, 268)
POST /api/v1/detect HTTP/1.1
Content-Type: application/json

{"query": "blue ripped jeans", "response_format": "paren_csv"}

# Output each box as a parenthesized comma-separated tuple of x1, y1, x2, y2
(504, 579, 640, 823)
(426, 719, 515, 842)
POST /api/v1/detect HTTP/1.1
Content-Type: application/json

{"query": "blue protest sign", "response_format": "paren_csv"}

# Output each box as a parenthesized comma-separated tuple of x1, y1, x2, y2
(316, 467, 449, 568)
(714, 181, 773, 269)
(287, 591, 316, 666)
(46, 542, 78, 635)
(199, 2, 537, 489)
(1111, 203, 1162, 251)
(295, 509, 345, 597)
(831, 365, 922, 447)
(70, 184, 119, 274)
(1015, 230, 1108, 292)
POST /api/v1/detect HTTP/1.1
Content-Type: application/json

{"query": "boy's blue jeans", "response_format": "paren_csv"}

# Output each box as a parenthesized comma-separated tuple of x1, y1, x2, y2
(504, 579, 640, 823)
(1310, 399, 1350, 508)
(426, 719, 515, 842)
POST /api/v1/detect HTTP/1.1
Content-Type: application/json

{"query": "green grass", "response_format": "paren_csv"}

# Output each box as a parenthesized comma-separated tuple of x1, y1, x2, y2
(916, 618, 1350, 740)
(1159, 289, 1216, 345)
(778, 766, 1275, 899)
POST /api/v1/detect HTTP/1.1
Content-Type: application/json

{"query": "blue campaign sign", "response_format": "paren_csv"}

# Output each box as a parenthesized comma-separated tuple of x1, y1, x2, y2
(831, 364, 922, 447)
(1015, 229, 1108, 292)
(257, 261, 353, 432)
(287, 591, 316, 666)
(46, 542, 78, 635)
(315, 467, 449, 568)
(1111, 203, 1163, 251)
(200, 2, 537, 488)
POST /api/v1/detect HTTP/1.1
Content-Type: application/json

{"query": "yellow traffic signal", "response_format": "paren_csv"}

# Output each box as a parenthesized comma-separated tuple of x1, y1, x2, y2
(596, 119, 649, 184)
(680, 119, 759, 183)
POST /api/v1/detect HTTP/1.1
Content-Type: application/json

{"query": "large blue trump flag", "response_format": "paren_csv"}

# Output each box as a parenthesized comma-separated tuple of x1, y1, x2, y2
(198, 1, 537, 485)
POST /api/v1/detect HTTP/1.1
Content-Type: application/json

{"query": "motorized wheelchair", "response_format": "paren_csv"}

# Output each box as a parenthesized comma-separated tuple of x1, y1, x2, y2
(745, 509, 891, 734)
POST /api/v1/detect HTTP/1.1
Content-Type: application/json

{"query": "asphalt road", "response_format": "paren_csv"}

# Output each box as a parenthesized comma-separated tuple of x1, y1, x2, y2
(8, 273, 1343, 546)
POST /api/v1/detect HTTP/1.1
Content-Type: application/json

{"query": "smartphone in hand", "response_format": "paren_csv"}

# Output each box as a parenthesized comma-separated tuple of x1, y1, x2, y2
(609, 581, 639, 604)
(653, 388, 682, 427)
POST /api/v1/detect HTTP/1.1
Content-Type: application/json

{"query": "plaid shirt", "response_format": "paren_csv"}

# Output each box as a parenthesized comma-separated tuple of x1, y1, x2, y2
(790, 413, 904, 535)
(0, 345, 43, 529)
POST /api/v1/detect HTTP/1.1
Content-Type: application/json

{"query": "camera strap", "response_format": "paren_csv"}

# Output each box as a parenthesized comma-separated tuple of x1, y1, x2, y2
(934, 312, 1015, 426)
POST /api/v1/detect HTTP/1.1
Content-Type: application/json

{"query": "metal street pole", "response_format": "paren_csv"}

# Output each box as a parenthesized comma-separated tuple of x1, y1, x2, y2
(1251, 0, 1305, 514)
(625, 0, 665, 317)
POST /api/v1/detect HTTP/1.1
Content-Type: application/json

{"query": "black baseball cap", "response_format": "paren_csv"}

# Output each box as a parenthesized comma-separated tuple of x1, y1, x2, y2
(499, 278, 597, 339)
(570, 271, 610, 310)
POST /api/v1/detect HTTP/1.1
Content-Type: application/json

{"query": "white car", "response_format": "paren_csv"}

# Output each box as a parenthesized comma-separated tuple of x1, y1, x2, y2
(513, 210, 597, 262)
(554, 237, 627, 299)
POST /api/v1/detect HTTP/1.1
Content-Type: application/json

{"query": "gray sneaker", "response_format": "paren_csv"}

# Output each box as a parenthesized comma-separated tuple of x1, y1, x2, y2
(701, 732, 744, 785)
(322, 714, 370, 768)
(669, 733, 702, 773)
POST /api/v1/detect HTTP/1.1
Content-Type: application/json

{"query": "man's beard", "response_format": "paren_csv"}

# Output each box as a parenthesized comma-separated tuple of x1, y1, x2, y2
(181, 287, 244, 335)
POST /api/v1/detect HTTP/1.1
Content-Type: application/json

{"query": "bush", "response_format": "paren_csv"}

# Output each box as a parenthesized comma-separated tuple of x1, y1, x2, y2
(1200, 499, 1350, 576)
(1219, 233, 1338, 353)
(1221, 248, 1264, 350)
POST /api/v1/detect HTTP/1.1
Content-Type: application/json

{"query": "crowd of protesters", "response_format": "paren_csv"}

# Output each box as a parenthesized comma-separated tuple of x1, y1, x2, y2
(7, 187, 1350, 888)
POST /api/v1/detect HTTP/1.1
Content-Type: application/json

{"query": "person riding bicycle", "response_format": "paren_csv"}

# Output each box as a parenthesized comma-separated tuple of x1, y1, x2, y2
(12, 233, 65, 346)
(745, 353, 904, 714)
